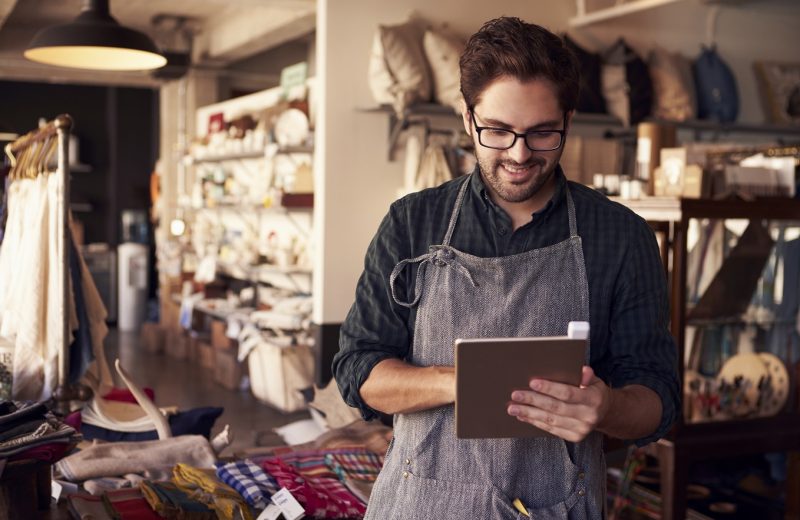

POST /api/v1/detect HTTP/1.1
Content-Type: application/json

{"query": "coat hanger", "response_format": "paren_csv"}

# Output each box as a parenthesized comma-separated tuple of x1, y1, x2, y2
(4, 143, 17, 179)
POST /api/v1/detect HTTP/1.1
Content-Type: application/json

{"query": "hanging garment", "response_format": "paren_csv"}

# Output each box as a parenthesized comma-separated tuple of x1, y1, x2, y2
(2, 176, 56, 399)
(366, 175, 602, 519)
(414, 142, 454, 192)
(401, 132, 423, 197)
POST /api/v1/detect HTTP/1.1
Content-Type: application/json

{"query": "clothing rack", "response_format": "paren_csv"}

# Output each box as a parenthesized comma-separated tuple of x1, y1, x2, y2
(4, 114, 78, 407)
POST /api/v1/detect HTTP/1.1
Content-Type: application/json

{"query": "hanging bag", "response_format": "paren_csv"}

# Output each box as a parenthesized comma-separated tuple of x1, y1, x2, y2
(693, 45, 739, 123)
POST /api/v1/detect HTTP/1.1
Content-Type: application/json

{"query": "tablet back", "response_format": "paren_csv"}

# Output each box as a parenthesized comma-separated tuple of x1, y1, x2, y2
(455, 337, 587, 439)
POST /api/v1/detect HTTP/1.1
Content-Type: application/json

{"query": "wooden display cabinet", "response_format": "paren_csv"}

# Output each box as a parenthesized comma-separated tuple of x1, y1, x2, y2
(630, 197, 800, 519)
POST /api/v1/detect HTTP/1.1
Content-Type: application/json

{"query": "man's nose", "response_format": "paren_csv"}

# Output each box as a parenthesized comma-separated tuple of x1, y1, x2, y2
(507, 136, 532, 164)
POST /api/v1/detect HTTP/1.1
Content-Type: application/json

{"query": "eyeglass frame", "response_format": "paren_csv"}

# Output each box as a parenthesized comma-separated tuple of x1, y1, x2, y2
(468, 108, 568, 152)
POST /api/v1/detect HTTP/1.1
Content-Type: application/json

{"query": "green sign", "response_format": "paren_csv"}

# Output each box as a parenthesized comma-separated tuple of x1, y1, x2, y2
(281, 62, 308, 98)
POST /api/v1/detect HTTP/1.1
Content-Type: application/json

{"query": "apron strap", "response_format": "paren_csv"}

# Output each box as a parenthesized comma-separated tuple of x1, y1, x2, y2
(389, 253, 433, 308)
(566, 185, 578, 238)
(442, 174, 472, 247)
(389, 246, 479, 308)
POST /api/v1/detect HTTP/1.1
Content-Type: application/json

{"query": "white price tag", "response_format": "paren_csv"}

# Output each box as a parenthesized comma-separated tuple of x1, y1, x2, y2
(51, 479, 63, 502)
(271, 487, 305, 520)
(256, 504, 283, 520)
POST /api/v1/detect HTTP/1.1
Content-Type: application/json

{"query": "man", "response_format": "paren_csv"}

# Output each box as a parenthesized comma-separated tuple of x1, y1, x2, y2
(334, 17, 679, 519)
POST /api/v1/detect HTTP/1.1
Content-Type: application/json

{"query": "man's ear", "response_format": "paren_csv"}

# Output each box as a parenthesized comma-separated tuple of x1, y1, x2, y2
(459, 97, 472, 137)
(564, 109, 575, 134)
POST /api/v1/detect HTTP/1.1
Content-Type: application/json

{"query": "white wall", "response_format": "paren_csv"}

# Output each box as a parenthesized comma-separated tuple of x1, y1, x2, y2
(314, 0, 800, 324)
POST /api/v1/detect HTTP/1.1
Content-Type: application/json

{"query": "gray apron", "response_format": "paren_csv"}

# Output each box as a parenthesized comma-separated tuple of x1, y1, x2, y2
(366, 174, 605, 519)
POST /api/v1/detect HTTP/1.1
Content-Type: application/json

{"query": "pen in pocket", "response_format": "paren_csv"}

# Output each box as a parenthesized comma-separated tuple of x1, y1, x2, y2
(513, 498, 531, 517)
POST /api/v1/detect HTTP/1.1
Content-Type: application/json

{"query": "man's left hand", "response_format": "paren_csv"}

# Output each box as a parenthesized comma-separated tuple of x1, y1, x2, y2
(507, 366, 613, 442)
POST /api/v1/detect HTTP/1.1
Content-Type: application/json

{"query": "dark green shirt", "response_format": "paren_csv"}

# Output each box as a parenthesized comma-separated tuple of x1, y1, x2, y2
(334, 167, 680, 446)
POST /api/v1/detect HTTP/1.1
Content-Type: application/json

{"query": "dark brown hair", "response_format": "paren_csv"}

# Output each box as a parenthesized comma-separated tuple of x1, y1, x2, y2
(459, 17, 580, 113)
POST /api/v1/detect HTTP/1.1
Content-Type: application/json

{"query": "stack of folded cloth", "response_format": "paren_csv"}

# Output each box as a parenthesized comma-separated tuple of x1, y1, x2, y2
(0, 401, 81, 464)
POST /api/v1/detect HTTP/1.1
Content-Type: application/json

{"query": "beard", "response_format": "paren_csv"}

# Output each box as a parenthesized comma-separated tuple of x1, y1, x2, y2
(476, 153, 558, 204)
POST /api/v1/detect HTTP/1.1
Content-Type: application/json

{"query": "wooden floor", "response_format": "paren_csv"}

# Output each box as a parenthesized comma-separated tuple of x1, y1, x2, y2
(107, 327, 311, 456)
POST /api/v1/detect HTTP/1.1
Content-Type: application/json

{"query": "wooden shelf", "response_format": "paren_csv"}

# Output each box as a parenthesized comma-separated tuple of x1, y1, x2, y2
(188, 145, 313, 165)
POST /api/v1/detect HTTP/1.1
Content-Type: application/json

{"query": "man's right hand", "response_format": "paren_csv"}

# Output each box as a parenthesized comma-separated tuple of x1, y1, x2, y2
(359, 358, 455, 415)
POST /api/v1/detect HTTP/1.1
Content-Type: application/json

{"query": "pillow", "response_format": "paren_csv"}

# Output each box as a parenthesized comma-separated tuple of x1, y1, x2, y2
(564, 35, 607, 114)
(80, 407, 224, 442)
(602, 38, 653, 126)
(693, 45, 739, 123)
(649, 46, 696, 121)
(422, 29, 464, 112)
(368, 19, 432, 114)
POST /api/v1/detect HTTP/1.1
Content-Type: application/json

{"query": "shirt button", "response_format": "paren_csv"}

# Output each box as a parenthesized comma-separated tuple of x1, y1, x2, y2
(578, 472, 585, 479)
(402, 471, 409, 479)
(578, 489, 586, 497)
(498, 227, 507, 236)
(405, 459, 411, 465)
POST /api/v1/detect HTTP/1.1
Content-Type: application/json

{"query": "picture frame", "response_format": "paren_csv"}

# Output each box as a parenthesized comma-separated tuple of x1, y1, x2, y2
(754, 61, 800, 125)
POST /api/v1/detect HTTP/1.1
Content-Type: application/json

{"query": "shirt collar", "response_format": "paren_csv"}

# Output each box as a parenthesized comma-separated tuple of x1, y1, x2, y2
(469, 164, 567, 219)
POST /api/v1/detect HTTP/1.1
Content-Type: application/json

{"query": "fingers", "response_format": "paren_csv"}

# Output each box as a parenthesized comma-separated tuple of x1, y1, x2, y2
(580, 365, 597, 388)
(507, 402, 593, 442)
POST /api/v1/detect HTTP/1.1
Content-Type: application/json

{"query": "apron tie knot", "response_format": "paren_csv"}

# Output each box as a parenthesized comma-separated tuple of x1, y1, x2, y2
(430, 246, 479, 288)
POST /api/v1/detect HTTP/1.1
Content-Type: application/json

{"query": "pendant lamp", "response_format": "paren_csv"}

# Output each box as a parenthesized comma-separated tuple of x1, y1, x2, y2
(24, 0, 166, 71)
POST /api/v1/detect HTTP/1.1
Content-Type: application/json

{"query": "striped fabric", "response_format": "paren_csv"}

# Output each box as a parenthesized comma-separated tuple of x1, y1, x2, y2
(261, 451, 366, 519)
(216, 459, 279, 510)
(324, 448, 384, 483)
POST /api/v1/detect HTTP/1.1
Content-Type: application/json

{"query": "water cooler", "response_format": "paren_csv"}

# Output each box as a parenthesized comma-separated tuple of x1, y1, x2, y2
(117, 210, 149, 331)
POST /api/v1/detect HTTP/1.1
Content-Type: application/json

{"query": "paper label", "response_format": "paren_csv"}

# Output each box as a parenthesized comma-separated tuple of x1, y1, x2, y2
(271, 487, 305, 520)
(51, 479, 63, 502)
(256, 504, 283, 520)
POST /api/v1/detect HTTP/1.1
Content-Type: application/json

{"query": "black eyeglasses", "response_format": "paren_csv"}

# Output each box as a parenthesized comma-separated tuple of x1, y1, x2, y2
(469, 109, 567, 152)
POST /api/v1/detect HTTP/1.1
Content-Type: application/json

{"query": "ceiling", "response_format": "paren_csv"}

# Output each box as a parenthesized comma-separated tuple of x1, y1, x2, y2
(0, 0, 316, 86)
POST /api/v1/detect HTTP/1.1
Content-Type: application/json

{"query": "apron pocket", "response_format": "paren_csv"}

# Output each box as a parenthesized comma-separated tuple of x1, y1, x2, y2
(402, 472, 523, 520)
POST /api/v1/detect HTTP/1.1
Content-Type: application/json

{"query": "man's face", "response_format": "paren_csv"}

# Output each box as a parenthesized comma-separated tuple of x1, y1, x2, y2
(461, 76, 570, 205)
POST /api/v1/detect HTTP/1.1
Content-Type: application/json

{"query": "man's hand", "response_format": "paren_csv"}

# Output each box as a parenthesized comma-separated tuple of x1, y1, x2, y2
(507, 366, 613, 442)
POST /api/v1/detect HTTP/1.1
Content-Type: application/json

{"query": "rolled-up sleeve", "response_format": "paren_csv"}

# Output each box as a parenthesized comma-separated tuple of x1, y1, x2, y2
(333, 199, 413, 421)
(607, 217, 681, 446)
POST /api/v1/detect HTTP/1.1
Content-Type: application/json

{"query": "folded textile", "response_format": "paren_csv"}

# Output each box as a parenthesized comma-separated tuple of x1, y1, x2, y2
(55, 435, 216, 482)
(101, 487, 162, 520)
(216, 459, 279, 510)
(172, 463, 254, 520)
(84, 476, 133, 496)
(140, 480, 216, 519)
(67, 493, 112, 520)
(341, 477, 373, 506)
(82, 398, 176, 433)
(0, 418, 46, 442)
(262, 456, 365, 519)
(0, 421, 77, 457)
(102, 387, 156, 405)
(81, 407, 224, 442)
(324, 448, 384, 483)
(0, 401, 47, 429)
(9, 438, 74, 463)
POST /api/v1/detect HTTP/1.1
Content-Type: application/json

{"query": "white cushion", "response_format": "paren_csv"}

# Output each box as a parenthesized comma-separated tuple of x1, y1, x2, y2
(423, 29, 464, 112)
(368, 19, 431, 113)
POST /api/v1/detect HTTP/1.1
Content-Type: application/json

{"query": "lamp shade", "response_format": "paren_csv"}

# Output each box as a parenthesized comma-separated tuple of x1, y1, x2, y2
(24, 0, 166, 71)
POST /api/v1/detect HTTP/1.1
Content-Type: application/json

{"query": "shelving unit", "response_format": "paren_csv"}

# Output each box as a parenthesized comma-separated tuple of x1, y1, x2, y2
(616, 195, 800, 520)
